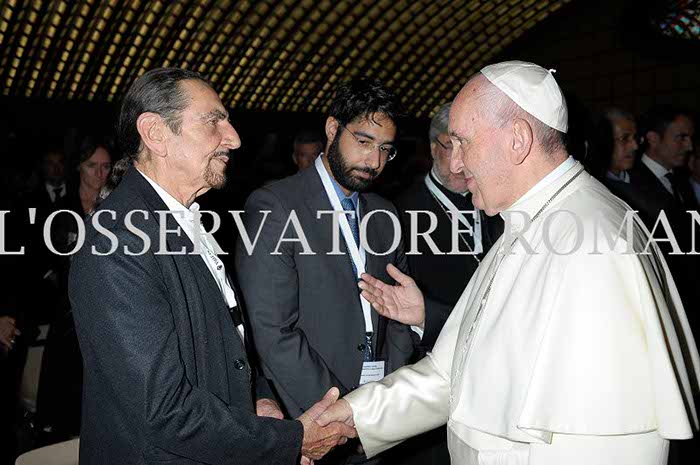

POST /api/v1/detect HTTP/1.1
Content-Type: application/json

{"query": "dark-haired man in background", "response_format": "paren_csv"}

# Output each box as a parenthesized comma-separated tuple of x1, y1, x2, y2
(236, 79, 447, 463)
(70, 67, 354, 465)
(614, 106, 699, 332)
(292, 128, 325, 171)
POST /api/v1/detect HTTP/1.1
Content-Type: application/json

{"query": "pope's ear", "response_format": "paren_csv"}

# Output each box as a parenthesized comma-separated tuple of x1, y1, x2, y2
(325, 117, 340, 142)
(510, 118, 533, 165)
(136, 112, 168, 157)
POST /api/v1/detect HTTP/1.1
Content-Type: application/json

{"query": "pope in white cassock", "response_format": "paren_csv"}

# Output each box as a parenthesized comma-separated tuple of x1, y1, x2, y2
(317, 61, 700, 465)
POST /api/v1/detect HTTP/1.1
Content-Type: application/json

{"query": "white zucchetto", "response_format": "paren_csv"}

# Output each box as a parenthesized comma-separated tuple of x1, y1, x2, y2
(481, 60, 568, 133)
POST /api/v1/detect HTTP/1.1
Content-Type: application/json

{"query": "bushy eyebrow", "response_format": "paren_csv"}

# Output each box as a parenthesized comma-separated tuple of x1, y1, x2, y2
(353, 130, 396, 146)
(200, 109, 228, 121)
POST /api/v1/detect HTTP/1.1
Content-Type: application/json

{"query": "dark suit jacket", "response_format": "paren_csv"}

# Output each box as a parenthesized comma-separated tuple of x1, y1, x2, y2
(235, 166, 422, 419)
(70, 168, 302, 465)
(22, 182, 76, 323)
(394, 174, 503, 349)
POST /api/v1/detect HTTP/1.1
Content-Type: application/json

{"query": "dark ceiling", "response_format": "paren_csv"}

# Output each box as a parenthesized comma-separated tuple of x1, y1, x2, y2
(0, 0, 575, 117)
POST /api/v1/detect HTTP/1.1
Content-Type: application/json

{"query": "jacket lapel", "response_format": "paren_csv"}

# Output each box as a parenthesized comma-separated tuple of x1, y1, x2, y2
(124, 167, 245, 348)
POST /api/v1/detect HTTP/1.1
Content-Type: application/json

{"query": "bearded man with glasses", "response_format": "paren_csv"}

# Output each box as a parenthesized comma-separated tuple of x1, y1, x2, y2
(237, 78, 449, 464)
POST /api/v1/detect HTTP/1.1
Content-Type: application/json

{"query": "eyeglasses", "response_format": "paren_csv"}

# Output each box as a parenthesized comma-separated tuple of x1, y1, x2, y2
(434, 137, 453, 151)
(338, 123, 397, 161)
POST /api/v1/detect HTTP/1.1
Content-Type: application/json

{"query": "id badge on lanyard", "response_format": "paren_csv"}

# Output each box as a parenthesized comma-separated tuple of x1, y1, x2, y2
(314, 156, 386, 384)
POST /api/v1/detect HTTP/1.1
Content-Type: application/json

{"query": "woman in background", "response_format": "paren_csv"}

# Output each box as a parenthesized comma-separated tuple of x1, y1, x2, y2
(35, 136, 112, 444)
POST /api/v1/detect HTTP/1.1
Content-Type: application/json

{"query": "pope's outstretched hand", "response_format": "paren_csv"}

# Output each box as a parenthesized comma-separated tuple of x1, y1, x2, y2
(359, 264, 426, 329)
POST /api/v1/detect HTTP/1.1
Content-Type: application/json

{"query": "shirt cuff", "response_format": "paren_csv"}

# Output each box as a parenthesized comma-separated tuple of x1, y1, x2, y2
(410, 325, 424, 340)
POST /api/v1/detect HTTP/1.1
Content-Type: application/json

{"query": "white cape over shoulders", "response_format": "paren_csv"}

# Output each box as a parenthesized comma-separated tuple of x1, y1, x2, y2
(345, 162, 700, 461)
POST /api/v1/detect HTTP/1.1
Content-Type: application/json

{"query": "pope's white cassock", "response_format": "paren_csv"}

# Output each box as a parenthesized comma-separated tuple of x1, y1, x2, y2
(345, 157, 700, 464)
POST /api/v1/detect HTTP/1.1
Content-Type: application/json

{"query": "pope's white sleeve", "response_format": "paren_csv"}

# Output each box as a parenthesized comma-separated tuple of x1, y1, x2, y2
(344, 355, 450, 458)
(343, 270, 474, 458)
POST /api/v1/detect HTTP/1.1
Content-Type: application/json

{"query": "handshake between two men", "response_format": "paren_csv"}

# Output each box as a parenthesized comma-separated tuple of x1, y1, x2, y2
(297, 264, 423, 463)
(297, 387, 356, 463)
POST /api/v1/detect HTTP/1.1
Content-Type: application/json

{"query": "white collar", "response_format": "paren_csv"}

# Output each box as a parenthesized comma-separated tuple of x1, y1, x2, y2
(514, 156, 576, 205)
(500, 156, 580, 233)
(641, 153, 672, 179)
(606, 170, 630, 183)
(46, 182, 66, 193)
(137, 169, 200, 220)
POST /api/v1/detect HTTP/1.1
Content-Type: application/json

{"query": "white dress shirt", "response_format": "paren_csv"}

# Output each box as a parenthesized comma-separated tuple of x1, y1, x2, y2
(641, 154, 673, 194)
(692, 178, 700, 205)
(137, 170, 242, 339)
(46, 182, 66, 203)
(606, 170, 630, 183)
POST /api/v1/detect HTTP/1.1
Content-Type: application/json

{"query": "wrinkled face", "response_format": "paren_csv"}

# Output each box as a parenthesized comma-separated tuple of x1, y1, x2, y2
(610, 117, 637, 173)
(293, 142, 322, 170)
(431, 133, 469, 194)
(448, 82, 510, 216)
(327, 113, 396, 193)
(165, 80, 241, 191)
(650, 115, 694, 170)
(43, 151, 65, 184)
(79, 146, 112, 191)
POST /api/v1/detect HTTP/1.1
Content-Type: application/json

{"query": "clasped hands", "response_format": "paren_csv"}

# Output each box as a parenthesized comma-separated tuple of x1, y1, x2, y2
(297, 388, 356, 463)
(289, 263, 423, 463)
(256, 387, 354, 463)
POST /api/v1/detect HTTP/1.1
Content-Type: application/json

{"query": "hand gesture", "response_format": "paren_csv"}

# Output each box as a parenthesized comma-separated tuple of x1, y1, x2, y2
(359, 264, 425, 329)
(298, 388, 356, 460)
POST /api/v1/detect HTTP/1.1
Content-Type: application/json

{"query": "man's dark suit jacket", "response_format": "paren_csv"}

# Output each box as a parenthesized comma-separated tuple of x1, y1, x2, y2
(235, 166, 438, 419)
(70, 168, 302, 465)
(394, 173, 503, 347)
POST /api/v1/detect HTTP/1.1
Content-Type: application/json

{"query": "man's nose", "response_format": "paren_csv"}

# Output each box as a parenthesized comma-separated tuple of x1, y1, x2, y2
(222, 121, 241, 150)
(450, 149, 463, 174)
(366, 147, 382, 170)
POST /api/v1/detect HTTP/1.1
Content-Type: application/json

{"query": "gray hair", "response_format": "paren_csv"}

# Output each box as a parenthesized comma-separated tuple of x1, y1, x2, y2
(429, 102, 452, 141)
(476, 75, 565, 155)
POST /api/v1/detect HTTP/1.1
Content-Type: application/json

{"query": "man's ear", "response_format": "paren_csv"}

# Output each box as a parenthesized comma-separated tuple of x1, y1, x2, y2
(136, 113, 168, 157)
(510, 118, 534, 165)
(646, 130, 659, 149)
(325, 117, 340, 143)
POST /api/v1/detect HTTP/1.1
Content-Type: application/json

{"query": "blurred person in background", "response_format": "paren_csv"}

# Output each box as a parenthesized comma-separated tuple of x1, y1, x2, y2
(34, 136, 113, 444)
(688, 145, 700, 205)
(611, 106, 699, 333)
(590, 108, 639, 185)
(292, 128, 324, 171)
